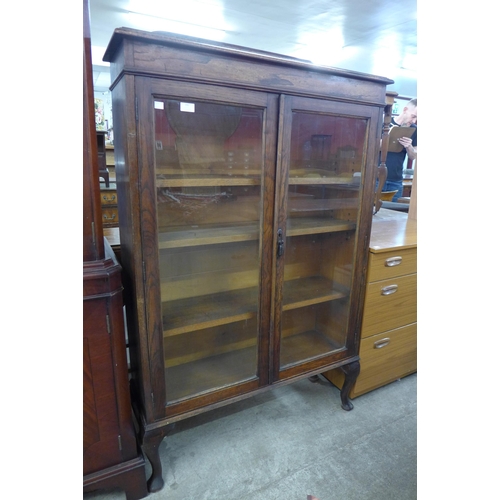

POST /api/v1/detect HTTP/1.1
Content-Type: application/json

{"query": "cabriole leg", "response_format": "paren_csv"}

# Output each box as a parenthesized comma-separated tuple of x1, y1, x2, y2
(142, 429, 165, 492)
(339, 360, 360, 411)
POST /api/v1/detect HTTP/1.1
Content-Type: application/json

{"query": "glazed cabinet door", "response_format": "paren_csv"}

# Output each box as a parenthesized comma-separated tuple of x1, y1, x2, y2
(273, 96, 380, 381)
(135, 78, 278, 417)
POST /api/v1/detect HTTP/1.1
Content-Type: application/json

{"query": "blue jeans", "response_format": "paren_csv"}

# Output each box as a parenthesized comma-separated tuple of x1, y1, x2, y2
(381, 180, 403, 202)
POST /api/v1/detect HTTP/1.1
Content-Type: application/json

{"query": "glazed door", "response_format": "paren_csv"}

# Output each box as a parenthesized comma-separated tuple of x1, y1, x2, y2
(273, 95, 380, 381)
(135, 78, 278, 417)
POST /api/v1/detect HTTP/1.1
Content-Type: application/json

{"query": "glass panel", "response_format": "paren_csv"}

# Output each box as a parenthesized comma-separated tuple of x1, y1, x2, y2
(154, 99, 264, 404)
(280, 111, 367, 369)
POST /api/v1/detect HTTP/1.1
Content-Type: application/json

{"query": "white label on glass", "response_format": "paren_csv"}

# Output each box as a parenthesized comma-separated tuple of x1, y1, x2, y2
(180, 102, 195, 113)
(154, 101, 164, 110)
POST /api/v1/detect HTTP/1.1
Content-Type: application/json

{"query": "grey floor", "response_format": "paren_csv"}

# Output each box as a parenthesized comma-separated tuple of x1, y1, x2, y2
(84, 373, 417, 500)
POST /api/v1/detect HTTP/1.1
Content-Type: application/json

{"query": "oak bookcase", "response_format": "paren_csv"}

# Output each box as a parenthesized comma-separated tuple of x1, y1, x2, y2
(104, 27, 393, 491)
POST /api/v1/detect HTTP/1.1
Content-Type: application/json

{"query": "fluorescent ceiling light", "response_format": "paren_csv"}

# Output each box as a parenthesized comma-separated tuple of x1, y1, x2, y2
(125, 0, 230, 41)
(294, 27, 347, 66)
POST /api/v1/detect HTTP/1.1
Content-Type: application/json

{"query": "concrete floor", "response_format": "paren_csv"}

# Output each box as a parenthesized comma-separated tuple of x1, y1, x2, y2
(84, 373, 417, 500)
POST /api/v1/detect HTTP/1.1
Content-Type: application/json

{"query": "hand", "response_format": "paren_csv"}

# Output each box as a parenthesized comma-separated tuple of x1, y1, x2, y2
(398, 137, 413, 149)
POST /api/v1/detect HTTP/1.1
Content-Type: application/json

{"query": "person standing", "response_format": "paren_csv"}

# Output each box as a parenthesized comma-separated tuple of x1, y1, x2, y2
(383, 98, 417, 201)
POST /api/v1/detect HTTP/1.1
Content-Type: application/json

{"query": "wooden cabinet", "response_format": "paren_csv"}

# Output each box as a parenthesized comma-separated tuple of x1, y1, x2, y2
(83, 241, 148, 500)
(103, 27, 393, 492)
(323, 209, 417, 397)
(83, 2, 147, 498)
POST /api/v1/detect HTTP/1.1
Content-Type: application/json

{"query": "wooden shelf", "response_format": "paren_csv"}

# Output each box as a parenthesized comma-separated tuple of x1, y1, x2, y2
(157, 176, 260, 187)
(288, 197, 358, 212)
(163, 287, 259, 336)
(289, 171, 360, 186)
(156, 172, 360, 187)
(165, 336, 257, 368)
(287, 217, 356, 235)
(282, 276, 347, 311)
(158, 222, 258, 249)
(156, 166, 261, 177)
(280, 330, 343, 367)
(159, 217, 356, 249)
(165, 347, 258, 403)
(164, 328, 343, 402)
(162, 276, 347, 337)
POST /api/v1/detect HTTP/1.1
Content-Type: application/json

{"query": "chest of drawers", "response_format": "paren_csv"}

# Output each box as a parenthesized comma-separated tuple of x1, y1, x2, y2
(100, 184, 119, 228)
(323, 209, 417, 397)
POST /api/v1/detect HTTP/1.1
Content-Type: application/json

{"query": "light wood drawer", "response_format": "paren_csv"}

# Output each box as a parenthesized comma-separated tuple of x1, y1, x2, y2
(102, 207, 119, 225)
(367, 247, 416, 282)
(322, 323, 417, 398)
(361, 273, 416, 338)
(100, 191, 118, 205)
(352, 323, 417, 397)
(105, 149, 115, 166)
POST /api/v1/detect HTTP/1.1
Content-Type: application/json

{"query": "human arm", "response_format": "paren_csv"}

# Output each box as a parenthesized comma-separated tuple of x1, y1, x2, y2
(398, 136, 417, 160)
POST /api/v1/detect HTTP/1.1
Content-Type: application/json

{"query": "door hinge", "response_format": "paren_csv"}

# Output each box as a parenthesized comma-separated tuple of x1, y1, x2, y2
(118, 434, 122, 451)
(106, 314, 111, 334)
(135, 97, 139, 122)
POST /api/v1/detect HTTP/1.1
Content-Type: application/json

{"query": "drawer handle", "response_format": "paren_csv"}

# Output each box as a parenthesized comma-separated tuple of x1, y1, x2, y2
(103, 194, 116, 202)
(103, 213, 116, 221)
(385, 256, 402, 267)
(374, 338, 391, 349)
(381, 284, 398, 295)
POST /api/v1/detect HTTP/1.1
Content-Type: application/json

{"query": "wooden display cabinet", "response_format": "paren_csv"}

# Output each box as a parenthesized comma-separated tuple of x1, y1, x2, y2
(104, 28, 393, 492)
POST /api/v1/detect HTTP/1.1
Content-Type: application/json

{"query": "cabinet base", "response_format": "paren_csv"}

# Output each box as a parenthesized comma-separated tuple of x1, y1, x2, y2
(137, 359, 360, 492)
(308, 359, 359, 411)
(83, 456, 148, 500)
